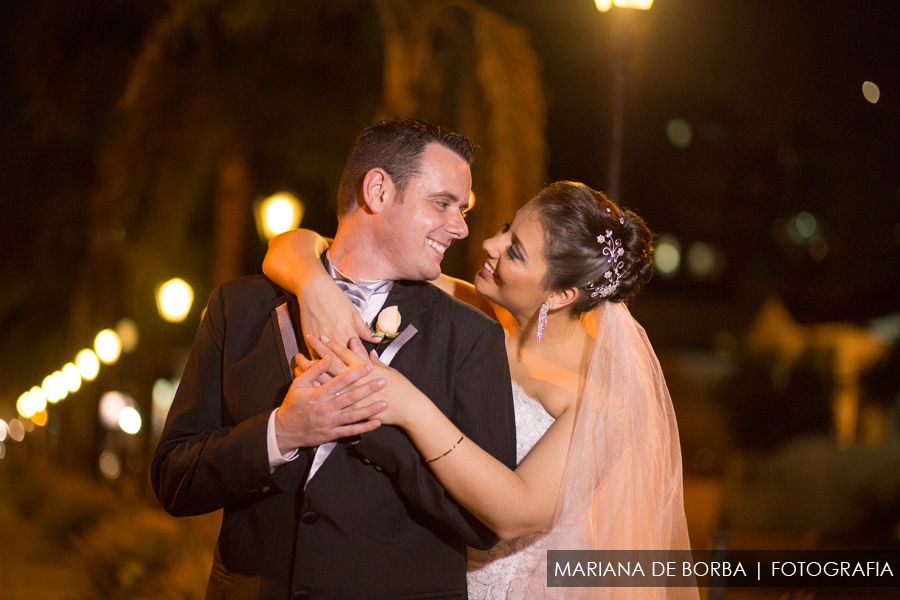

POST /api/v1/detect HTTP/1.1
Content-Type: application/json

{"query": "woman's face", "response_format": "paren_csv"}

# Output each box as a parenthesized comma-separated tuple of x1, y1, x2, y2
(474, 202, 549, 317)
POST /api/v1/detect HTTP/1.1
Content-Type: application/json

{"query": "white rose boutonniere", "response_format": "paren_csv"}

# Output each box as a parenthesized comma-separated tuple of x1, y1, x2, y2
(373, 305, 402, 342)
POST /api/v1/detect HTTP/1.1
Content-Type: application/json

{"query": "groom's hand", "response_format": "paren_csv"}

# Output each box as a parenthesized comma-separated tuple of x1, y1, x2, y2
(275, 356, 387, 454)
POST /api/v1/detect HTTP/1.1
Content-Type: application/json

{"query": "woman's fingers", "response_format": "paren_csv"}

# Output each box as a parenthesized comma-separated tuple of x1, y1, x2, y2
(368, 349, 388, 368)
(348, 337, 370, 361)
(319, 335, 371, 369)
(317, 361, 373, 396)
(305, 334, 349, 376)
(351, 312, 382, 344)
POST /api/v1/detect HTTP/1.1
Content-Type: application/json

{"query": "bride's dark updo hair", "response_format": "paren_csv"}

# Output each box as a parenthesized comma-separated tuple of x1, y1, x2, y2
(531, 181, 655, 315)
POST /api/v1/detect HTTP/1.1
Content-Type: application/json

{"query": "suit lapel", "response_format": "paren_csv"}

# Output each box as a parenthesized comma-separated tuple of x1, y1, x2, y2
(366, 280, 427, 359)
(269, 280, 428, 381)
(269, 293, 306, 385)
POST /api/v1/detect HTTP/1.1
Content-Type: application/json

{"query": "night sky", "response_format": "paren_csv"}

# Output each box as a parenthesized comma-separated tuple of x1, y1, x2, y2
(480, 1, 900, 325)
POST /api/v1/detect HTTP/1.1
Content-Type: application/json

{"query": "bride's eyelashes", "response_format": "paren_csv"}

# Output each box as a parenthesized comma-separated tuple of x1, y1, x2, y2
(505, 244, 522, 261)
(501, 221, 511, 233)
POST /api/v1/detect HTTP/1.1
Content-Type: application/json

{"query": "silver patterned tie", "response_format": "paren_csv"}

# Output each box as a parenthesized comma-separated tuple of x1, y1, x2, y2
(334, 279, 393, 315)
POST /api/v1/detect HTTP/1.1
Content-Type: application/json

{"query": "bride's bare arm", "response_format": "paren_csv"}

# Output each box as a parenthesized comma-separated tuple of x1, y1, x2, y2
(432, 275, 516, 325)
(263, 229, 380, 346)
(309, 336, 572, 540)
(407, 392, 574, 540)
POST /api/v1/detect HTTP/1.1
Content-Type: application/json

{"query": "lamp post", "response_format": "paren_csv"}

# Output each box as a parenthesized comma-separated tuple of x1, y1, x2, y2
(253, 191, 305, 242)
(595, 0, 653, 200)
(155, 278, 194, 323)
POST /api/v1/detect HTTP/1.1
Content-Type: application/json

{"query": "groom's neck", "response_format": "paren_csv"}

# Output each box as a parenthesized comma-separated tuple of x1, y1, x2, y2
(330, 225, 395, 283)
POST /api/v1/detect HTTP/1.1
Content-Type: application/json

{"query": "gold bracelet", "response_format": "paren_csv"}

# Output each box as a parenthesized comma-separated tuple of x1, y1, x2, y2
(426, 435, 465, 464)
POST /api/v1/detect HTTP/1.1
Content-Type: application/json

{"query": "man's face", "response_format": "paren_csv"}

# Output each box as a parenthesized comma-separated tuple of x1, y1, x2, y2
(378, 143, 471, 281)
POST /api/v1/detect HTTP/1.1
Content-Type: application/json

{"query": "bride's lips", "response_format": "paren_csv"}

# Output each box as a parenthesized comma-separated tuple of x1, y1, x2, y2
(479, 259, 497, 281)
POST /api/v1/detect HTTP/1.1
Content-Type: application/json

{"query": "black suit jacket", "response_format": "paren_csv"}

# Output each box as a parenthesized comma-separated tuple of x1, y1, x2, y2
(151, 275, 516, 600)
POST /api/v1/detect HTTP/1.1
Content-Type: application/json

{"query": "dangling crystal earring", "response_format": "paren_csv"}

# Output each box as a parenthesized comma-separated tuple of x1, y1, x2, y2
(536, 302, 551, 348)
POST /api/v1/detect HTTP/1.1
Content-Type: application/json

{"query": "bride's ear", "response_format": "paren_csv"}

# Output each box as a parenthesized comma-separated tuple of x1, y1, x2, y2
(361, 168, 396, 214)
(546, 287, 579, 311)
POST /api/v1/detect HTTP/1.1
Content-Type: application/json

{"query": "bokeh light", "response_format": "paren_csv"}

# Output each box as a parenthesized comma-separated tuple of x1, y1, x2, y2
(809, 234, 829, 261)
(654, 234, 681, 278)
(99, 391, 130, 430)
(115, 317, 140, 353)
(94, 329, 122, 364)
(255, 192, 305, 241)
(862, 81, 880, 104)
(795, 211, 817, 238)
(62, 363, 82, 393)
(99, 451, 122, 479)
(0, 419, 7, 442)
(119, 406, 142, 434)
(156, 278, 194, 323)
(31, 409, 48, 427)
(29, 386, 48, 413)
(666, 118, 692, 149)
(595, 0, 654, 10)
(153, 378, 178, 435)
(76, 349, 101, 380)
(97, 392, 134, 429)
(42, 372, 67, 403)
(0, 441, 5, 459)
(686, 241, 725, 280)
(17, 392, 35, 419)
(8, 419, 25, 442)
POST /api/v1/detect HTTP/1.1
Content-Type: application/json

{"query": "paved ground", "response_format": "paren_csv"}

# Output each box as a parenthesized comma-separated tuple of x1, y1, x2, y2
(0, 501, 85, 600)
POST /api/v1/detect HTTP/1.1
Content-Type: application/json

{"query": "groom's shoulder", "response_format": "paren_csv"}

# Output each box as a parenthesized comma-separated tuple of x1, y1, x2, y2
(412, 280, 501, 337)
(211, 274, 287, 315)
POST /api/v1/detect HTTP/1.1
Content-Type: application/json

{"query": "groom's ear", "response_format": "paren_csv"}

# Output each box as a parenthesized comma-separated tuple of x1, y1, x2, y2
(361, 168, 396, 214)
(547, 287, 579, 311)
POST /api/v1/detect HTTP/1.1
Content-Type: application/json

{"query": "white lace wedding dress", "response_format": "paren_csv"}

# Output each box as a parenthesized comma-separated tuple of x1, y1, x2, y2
(466, 380, 555, 599)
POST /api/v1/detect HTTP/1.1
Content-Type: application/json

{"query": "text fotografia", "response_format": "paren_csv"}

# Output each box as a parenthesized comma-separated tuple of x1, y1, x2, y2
(547, 551, 899, 588)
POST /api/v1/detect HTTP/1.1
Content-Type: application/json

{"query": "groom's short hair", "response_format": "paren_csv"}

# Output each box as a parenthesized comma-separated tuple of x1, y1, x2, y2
(336, 117, 475, 218)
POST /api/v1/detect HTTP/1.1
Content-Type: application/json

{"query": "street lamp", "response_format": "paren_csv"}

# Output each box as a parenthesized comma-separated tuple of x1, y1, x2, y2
(253, 192, 305, 242)
(595, 0, 653, 10)
(156, 278, 194, 323)
(595, 0, 653, 200)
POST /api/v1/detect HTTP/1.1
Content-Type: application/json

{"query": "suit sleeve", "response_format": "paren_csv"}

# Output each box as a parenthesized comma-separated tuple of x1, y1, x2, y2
(354, 322, 516, 549)
(150, 285, 309, 516)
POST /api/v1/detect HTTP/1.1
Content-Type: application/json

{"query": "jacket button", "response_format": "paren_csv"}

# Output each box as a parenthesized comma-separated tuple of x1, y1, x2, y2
(292, 591, 309, 599)
(361, 458, 372, 465)
(260, 485, 271, 493)
(374, 465, 382, 472)
(300, 511, 318, 524)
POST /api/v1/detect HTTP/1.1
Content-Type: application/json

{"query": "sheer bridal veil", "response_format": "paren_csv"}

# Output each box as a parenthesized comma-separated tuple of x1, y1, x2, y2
(525, 302, 698, 599)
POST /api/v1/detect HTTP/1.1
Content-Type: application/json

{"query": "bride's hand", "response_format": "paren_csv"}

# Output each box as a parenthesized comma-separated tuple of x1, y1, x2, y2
(263, 229, 380, 352)
(302, 335, 432, 430)
(298, 274, 381, 352)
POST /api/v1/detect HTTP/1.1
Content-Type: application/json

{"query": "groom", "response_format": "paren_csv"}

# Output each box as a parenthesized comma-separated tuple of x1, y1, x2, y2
(152, 118, 517, 599)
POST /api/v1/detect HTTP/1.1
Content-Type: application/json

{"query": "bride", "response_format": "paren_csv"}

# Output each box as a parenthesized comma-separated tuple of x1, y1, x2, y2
(264, 181, 697, 599)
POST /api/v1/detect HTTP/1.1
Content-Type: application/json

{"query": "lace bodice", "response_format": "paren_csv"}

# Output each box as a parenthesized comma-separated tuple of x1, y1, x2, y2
(467, 380, 555, 599)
